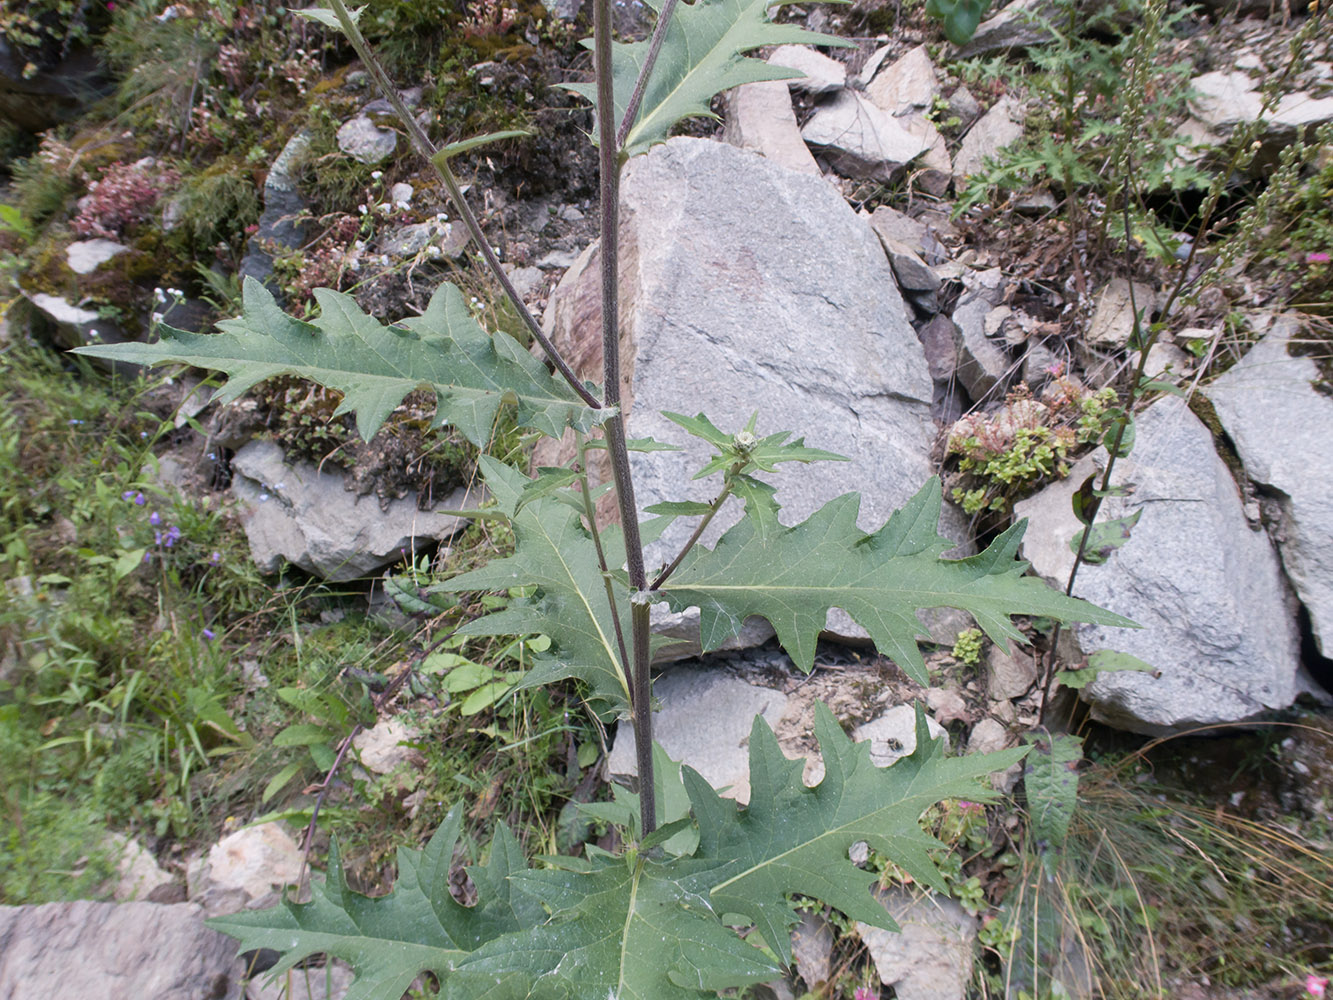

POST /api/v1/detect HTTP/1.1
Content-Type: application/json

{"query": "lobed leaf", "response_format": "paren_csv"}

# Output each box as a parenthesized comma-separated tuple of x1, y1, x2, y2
(72, 277, 601, 445)
(658, 478, 1138, 686)
(567, 0, 853, 158)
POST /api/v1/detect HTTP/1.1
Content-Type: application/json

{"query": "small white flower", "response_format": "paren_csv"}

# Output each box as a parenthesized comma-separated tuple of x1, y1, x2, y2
(88, 328, 100, 339)
(371, 170, 383, 180)
(358, 204, 368, 214)
(151, 312, 163, 325)
(395, 200, 409, 210)
(378, 203, 392, 215)
(154, 287, 167, 304)
(426, 245, 441, 257)
(379, 254, 390, 265)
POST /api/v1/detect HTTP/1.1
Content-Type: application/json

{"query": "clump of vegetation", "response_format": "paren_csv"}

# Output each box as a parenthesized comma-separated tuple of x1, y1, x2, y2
(951, 626, 984, 665)
(946, 376, 1118, 515)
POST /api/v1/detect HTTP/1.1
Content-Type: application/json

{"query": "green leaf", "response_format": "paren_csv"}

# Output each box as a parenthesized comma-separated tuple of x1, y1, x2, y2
(663, 412, 847, 481)
(72, 277, 600, 445)
(1069, 507, 1142, 565)
(645, 500, 716, 516)
(209, 807, 544, 1000)
(262, 761, 304, 804)
(567, 0, 852, 158)
(273, 724, 336, 747)
(432, 457, 632, 714)
(213, 705, 1028, 998)
(1023, 731, 1082, 874)
(1102, 412, 1135, 458)
(925, 0, 987, 44)
(1057, 648, 1159, 689)
(685, 704, 1027, 965)
(292, 4, 364, 29)
(659, 478, 1137, 686)
(431, 130, 530, 167)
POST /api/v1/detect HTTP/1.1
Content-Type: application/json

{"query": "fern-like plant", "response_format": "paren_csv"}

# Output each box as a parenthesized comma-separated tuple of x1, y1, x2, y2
(75, 1, 1133, 995)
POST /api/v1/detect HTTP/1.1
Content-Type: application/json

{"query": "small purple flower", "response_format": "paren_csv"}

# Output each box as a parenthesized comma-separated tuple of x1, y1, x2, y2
(68, 419, 84, 426)
(154, 529, 162, 545)
(258, 492, 269, 503)
(209, 550, 222, 565)
(164, 525, 181, 548)
(143, 551, 153, 563)
(1307, 251, 1331, 265)
(122, 490, 137, 501)
(149, 511, 162, 526)
(133, 492, 145, 506)
(201, 628, 216, 641)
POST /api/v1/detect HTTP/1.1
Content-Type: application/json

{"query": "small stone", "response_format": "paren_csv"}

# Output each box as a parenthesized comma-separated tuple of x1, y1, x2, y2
(867, 205, 929, 253)
(924, 686, 969, 726)
(852, 705, 948, 767)
(986, 640, 1038, 700)
(388, 181, 413, 205)
(723, 80, 822, 176)
(882, 238, 942, 292)
(791, 909, 835, 988)
(947, 85, 982, 131)
(504, 264, 544, 302)
(967, 717, 1011, 754)
(954, 96, 1024, 180)
(1088, 277, 1156, 349)
(953, 0, 1055, 58)
(66, 238, 128, 275)
(189, 821, 303, 916)
(864, 44, 941, 117)
(917, 314, 962, 382)
(108, 834, 176, 902)
(558, 204, 585, 222)
(802, 91, 933, 183)
(336, 116, 398, 164)
(537, 248, 580, 270)
(767, 44, 846, 96)
(353, 716, 422, 774)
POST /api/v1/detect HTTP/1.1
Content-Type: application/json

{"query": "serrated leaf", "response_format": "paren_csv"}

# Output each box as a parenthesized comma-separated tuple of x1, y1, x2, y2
(1069, 507, 1142, 565)
(208, 807, 542, 1000)
(431, 457, 632, 714)
(684, 703, 1028, 965)
(567, 0, 852, 158)
(293, 3, 363, 29)
(72, 277, 600, 445)
(659, 478, 1137, 686)
(1023, 731, 1082, 874)
(445, 856, 781, 1000)
(1057, 648, 1159, 689)
(645, 500, 716, 516)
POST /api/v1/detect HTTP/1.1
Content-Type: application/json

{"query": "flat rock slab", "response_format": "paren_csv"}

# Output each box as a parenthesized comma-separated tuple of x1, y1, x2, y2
(723, 80, 822, 176)
(0, 900, 242, 1000)
(767, 44, 846, 96)
(801, 91, 933, 182)
(1208, 316, 1333, 657)
(954, 95, 1024, 180)
(231, 439, 473, 582)
(608, 666, 789, 804)
(1014, 396, 1302, 734)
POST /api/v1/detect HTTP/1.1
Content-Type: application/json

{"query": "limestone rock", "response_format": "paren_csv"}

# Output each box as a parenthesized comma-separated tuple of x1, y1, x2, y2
(951, 267, 1012, 401)
(353, 716, 423, 774)
(986, 640, 1037, 700)
(864, 44, 941, 117)
(0, 901, 241, 1000)
(1208, 316, 1333, 657)
(66, 238, 129, 275)
(607, 667, 788, 804)
(1190, 71, 1333, 141)
(881, 238, 942, 293)
(188, 821, 303, 917)
(108, 834, 176, 902)
(723, 80, 823, 176)
(899, 114, 953, 197)
(802, 91, 933, 182)
(382, 219, 469, 259)
(954, 96, 1024, 180)
(966, 716, 1011, 755)
(948, 85, 983, 131)
(230, 439, 473, 582)
(1087, 278, 1156, 349)
(856, 889, 977, 1000)
(649, 605, 776, 663)
(853, 705, 948, 766)
(1013, 397, 1303, 734)
(867, 205, 930, 254)
(791, 909, 835, 989)
(336, 115, 398, 164)
(767, 45, 846, 96)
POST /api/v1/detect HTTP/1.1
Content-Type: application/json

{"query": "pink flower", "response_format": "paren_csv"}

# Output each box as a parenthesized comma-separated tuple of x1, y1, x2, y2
(1307, 973, 1328, 998)
(854, 988, 878, 1000)
(1307, 252, 1332, 265)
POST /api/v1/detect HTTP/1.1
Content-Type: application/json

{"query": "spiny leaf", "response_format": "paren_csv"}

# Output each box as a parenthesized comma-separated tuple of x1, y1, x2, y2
(658, 478, 1137, 685)
(207, 807, 542, 1000)
(72, 277, 600, 445)
(567, 0, 852, 158)
(684, 703, 1027, 965)
(1023, 730, 1083, 876)
(444, 857, 781, 1000)
(431, 457, 633, 714)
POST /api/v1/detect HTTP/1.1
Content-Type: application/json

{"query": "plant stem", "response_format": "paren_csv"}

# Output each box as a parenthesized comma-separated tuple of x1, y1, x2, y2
(324, 0, 600, 411)
(577, 435, 632, 692)
(594, 0, 656, 834)
(650, 481, 734, 590)
(615, 0, 681, 150)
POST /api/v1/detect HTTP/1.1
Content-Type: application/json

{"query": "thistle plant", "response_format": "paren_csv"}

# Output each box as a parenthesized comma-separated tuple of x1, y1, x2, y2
(75, 1, 1132, 995)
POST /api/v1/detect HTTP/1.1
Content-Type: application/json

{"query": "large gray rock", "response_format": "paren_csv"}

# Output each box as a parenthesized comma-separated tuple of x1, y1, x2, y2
(0, 900, 242, 1000)
(608, 666, 789, 805)
(723, 81, 822, 176)
(1208, 316, 1333, 657)
(801, 91, 933, 182)
(614, 138, 948, 573)
(856, 889, 977, 1000)
(230, 439, 472, 581)
(1013, 397, 1303, 734)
